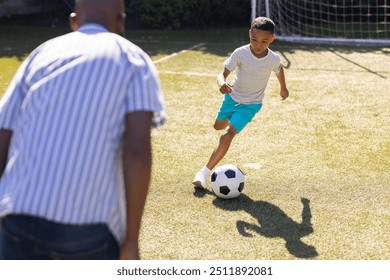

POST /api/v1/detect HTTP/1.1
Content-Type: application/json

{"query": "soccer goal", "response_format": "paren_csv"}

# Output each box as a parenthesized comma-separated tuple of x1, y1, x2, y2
(251, 0, 390, 45)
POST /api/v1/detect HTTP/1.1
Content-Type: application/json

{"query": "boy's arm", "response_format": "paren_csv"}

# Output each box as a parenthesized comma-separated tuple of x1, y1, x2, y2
(217, 67, 232, 94)
(275, 67, 289, 100)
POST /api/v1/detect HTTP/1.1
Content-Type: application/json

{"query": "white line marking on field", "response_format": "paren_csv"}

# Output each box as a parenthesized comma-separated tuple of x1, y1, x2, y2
(153, 43, 205, 64)
(159, 70, 216, 77)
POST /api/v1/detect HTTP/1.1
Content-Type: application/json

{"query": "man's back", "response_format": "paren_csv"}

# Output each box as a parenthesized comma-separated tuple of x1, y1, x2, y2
(0, 24, 162, 243)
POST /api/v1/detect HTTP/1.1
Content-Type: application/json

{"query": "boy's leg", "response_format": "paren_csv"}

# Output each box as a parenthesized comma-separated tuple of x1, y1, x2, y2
(213, 119, 229, 131)
(193, 122, 237, 189)
(206, 124, 237, 171)
(193, 95, 261, 189)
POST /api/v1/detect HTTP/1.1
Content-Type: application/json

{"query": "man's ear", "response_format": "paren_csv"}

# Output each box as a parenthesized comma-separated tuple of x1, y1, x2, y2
(115, 13, 126, 36)
(69, 12, 78, 31)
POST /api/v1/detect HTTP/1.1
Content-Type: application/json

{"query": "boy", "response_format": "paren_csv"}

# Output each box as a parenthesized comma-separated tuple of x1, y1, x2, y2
(193, 17, 289, 189)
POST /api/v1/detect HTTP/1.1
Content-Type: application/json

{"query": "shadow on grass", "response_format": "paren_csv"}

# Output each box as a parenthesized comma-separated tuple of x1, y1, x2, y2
(194, 189, 318, 259)
(1, 26, 387, 79)
(329, 49, 387, 79)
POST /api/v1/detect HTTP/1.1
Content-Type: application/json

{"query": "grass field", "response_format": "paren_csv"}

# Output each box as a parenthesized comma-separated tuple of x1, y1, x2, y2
(1, 26, 389, 260)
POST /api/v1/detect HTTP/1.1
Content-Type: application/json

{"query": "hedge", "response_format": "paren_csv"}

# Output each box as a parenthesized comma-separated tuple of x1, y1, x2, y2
(127, 0, 251, 29)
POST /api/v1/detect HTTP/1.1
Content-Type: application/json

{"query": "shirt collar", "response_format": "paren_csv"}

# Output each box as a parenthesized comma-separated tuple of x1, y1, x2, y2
(77, 23, 109, 34)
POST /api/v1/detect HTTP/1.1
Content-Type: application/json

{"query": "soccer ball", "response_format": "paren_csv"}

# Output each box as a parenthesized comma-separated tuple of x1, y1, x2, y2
(210, 164, 245, 199)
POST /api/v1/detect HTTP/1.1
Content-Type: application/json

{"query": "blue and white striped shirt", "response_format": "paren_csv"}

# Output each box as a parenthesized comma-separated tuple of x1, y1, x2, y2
(0, 24, 166, 244)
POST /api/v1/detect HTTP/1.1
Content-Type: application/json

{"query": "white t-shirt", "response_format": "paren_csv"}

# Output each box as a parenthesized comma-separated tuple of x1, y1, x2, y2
(224, 44, 281, 104)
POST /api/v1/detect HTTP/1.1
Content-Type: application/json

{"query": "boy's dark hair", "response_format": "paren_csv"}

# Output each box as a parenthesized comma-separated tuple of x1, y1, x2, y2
(251, 17, 275, 34)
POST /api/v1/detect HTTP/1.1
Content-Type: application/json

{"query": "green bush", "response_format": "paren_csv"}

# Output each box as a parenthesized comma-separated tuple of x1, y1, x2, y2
(127, 0, 251, 29)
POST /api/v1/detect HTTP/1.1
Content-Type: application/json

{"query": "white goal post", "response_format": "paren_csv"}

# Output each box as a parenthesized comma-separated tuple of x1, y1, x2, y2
(251, 0, 390, 45)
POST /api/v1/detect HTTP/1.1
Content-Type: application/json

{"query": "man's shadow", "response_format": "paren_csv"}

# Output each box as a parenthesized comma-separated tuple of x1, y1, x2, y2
(195, 189, 318, 258)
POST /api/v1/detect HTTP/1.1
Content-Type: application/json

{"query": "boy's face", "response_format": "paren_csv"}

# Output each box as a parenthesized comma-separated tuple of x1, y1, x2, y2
(249, 28, 275, 57)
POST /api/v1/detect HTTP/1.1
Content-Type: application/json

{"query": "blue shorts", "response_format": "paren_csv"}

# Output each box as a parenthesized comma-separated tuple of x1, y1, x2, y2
(216, 94, 262, 133)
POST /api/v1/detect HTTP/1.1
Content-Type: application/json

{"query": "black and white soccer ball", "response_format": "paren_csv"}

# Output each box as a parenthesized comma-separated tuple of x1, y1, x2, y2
(210, 164, 245, 199)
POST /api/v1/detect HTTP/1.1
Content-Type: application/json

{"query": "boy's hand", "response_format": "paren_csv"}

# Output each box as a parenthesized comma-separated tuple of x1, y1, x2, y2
(219, 82, 233, 94)
(280, 87, 289, 100)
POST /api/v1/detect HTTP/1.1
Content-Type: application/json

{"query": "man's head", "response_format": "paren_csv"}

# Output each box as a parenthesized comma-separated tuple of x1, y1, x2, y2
(249, 17, 276, 57)
(69, 0, 125, 35)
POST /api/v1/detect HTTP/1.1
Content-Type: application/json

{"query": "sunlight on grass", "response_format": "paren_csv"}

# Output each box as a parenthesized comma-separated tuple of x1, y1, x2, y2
(1, 26, 389, 260)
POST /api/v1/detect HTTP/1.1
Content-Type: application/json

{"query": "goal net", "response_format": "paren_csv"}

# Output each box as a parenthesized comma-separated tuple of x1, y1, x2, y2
(252, 0, 390, 45)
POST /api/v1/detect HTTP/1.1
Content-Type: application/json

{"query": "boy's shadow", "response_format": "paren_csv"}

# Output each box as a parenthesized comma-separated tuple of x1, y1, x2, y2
(195, 189, 318, 259)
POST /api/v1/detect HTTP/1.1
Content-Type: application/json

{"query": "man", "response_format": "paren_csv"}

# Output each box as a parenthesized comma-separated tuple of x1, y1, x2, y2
(0, 0, 166, 260)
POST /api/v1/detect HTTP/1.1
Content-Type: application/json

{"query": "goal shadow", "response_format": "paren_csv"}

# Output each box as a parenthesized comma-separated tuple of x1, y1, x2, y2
(210, 193, 318, 259)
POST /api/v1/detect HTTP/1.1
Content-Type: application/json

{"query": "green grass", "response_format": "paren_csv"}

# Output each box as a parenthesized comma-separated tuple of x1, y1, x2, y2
(1, 26, 389, 260)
